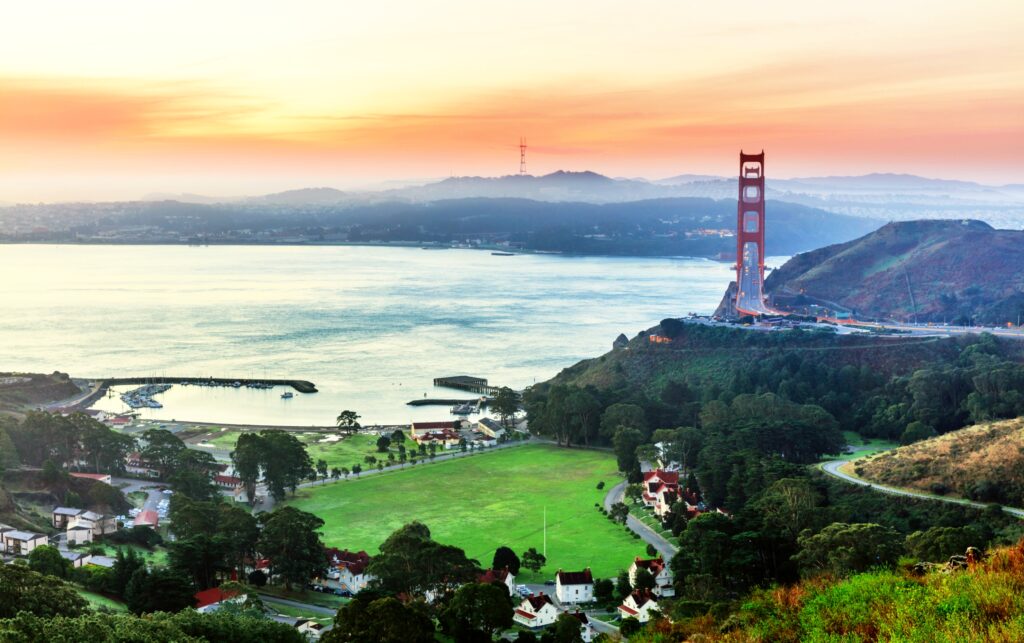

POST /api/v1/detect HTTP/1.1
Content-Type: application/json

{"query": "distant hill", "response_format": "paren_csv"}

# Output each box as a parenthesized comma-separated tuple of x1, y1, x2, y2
(857, 418, 1024, 506)
(765, 219, 1024, 324)
(250, 187, 349, 205)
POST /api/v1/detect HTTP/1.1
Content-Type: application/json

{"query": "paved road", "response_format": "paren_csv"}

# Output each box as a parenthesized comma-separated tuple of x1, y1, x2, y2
(819, 460, 1024, 519)
(603, 481, 678, 561)
(259, 594, 337, 617)
(112, 476, 172, 522)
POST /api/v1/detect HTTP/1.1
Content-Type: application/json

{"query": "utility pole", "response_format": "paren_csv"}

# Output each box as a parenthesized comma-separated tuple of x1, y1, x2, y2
(543, 506, 546, 557)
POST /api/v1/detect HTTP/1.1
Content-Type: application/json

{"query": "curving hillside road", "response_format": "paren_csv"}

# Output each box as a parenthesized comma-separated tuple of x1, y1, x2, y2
(819, 460, 1024, 519)
(604, 481, 678, 561)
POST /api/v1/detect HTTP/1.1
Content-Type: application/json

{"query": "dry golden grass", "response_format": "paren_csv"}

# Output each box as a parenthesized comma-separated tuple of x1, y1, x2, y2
(856, 418, 1024, 505)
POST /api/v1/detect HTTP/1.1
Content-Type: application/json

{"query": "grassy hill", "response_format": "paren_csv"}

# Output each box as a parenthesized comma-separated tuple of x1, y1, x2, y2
(634, 539, 1024, 642)
(765, 219, 1024, 324)
(856, 418, 1024, 506)
(0, 372, 81, 417)
(287, 444, 646, 582)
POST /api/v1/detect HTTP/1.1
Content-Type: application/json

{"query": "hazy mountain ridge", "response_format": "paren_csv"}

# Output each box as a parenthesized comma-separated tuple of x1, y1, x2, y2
(0, 196, 881, 258)
(765, 219, 1024, 324)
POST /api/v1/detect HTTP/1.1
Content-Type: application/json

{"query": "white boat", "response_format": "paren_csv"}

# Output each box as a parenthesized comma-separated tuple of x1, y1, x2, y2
(281, 391, 294, 399)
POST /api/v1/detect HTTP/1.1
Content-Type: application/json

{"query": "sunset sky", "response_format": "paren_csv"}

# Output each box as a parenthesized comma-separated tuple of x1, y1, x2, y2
(1, 1, 1021, 200)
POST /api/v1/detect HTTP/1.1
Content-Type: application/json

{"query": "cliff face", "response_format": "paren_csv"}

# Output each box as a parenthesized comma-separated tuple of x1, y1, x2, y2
(765, 220, 1024, 324)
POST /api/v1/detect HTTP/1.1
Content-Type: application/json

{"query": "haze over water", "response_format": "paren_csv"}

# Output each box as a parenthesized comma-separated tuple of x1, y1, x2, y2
(1, 244, 750, 424)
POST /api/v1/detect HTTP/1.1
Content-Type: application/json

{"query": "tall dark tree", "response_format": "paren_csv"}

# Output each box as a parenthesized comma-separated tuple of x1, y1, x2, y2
(324, 596, 434, 643)
(257, 507, 325, 591)
(124, 567, 196, 615)
(521, 547, 546, 574)
(492, 387, 520, 428)
(440, 582, 514, 642)
(492, 546, 521, 575)
(232, 432, 264, 505)
(368, 522, 481, 600)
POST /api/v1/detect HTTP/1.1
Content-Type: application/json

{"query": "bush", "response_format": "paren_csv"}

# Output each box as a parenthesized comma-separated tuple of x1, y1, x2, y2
(596, 481, 605, 490)
(247, 570, 267, 587)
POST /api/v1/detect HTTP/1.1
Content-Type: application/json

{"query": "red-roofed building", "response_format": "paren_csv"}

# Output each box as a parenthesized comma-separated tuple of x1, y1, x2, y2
(618, 589, 660, 623)
(555, 568, 594, 604)
(629, 556, 675, 597)
(512, 593, 558, 628)
(409, 421, 460, 438)
(134, 510, 159, 528)
(213, 475, 242, 489)
(411, 428, 462, 449)
(194, 587, 240, 610)
(125, 452, 160, 478)
(318, 548, 374, 595)
(478, 567, 516, 596)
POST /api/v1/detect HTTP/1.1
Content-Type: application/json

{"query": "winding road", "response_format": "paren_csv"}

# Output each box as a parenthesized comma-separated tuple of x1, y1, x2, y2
(819, 460, 1024, 519)
(603, 481, 678, 561)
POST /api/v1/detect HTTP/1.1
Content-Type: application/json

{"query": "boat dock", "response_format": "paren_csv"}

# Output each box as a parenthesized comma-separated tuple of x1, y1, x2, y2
(433, 375, 499, 395)
(97, 376, 318, 395)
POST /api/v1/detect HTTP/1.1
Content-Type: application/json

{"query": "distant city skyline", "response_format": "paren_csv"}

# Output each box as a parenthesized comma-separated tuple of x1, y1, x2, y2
(1, 1, 1021, 200)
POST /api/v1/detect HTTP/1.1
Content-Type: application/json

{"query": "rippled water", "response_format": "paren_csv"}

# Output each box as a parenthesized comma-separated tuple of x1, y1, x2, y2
(1, 244, 747, 424)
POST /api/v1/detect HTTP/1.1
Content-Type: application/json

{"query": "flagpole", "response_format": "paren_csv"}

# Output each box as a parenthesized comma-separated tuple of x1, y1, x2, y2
(543, 506, 547, 558)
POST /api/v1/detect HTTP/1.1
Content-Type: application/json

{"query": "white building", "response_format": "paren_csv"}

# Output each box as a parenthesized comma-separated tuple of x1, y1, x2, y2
(2, 530, 48, 556)
(628, 556, 675, 597)
(513, 594, 559, 628)
(60, 550, 92, 568)
(476, 417, 505, 439)
(566, 611, 598, 642)
(619, 590, 660, 623)
(555, 569, 594, 604)
(67, 526, 94, 546)
(68, 510, 118, 537)
(52, 507, 83, 529)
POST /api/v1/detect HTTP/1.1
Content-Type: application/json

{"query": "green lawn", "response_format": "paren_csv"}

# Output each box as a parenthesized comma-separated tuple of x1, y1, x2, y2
(288, 444, 647, 583)
(825, 432, 898, 462)
(205, 430, 387, 469)
(89, 543, 169, 566)
(76, 588, 128, 613)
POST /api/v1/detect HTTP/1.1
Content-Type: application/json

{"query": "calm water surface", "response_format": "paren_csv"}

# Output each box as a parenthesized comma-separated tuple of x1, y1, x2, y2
(0, 244, 753, 424)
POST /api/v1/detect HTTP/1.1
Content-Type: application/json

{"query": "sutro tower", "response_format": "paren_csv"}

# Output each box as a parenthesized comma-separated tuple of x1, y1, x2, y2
(519, 137, 527, 175)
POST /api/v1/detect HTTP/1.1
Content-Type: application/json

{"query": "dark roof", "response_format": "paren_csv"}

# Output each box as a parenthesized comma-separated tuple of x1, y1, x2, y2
(523, 594, 553, 610)
(569, 611, 590, 625)
(325, 548, 371, 575)
(411, 421, 457, 430)
(633, 557, 666, 574)
(557, 569, 593, 585)
(478, 568, 511, 584)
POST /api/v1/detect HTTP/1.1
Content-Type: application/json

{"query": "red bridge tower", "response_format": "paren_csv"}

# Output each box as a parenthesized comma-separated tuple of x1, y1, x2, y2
(734, 151, 769, 315)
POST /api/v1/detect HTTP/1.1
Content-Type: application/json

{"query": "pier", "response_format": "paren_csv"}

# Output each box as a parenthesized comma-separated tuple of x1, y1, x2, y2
(433, 375, 499, 395)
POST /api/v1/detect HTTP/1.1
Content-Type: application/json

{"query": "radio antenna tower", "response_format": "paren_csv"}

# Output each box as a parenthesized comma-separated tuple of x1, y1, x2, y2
(519, 137, 527, 175)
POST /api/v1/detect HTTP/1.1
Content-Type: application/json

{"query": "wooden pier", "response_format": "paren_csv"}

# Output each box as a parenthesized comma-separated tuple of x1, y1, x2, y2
(433, 375, 499, 395)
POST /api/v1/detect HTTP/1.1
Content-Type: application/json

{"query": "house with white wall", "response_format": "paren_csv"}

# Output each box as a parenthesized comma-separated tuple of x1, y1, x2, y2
(513, 593, 558, 628)
(629, 556, 675, 597)
(555, 569, 594, 604)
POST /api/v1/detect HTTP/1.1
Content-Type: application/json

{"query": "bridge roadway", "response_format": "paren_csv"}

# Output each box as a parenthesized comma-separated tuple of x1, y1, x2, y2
(735, 241, 778, 316)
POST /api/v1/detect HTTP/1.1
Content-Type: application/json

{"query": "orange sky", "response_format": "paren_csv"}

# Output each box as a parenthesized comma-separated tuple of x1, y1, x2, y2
(0, 1, 1021, 200)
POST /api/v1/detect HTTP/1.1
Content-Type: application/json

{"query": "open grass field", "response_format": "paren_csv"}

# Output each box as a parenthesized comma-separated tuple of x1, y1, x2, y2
(200, 429, 386, 469)
(288, 444, 646, 582)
